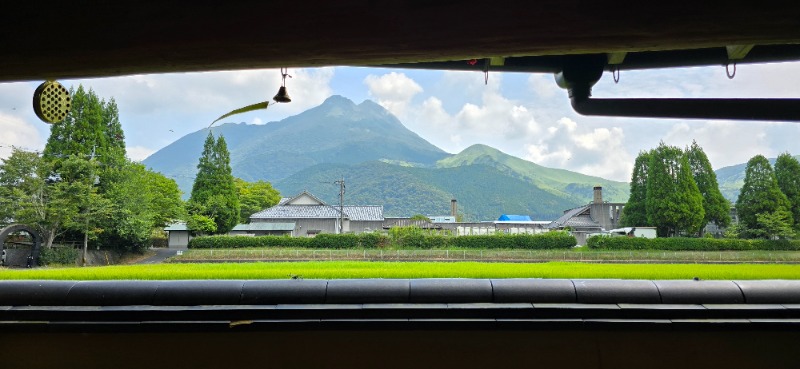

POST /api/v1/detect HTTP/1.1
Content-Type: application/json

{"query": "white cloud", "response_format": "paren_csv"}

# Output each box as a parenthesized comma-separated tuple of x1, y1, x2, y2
(364, 72, 423, 117)
(661, 120, 778, 169)
(525, 118, 633, 181)
(528, 74, 560, 99)
(0, 114, 43, 159)
(126, 145, 156, 162)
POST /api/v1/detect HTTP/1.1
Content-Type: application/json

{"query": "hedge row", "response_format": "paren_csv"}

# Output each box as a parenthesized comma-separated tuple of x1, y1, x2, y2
(586, 236, 800, 251)
(188, 231, 576, 250)
(39, 247, 80, 266)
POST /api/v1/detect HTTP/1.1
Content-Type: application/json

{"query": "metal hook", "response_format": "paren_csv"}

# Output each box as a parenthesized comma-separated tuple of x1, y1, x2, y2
(612, 67, 620, 84)
(483, 59, 490, 85)
(726, 63, 736, 79)
(280, 67, 292, 86)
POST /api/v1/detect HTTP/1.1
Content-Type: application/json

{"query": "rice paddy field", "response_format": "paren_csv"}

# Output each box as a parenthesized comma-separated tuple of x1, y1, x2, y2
(2, 261, 799, 280)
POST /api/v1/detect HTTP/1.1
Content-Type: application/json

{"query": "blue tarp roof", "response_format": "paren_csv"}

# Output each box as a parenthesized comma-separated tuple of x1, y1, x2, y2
(498, 214, 532, 221)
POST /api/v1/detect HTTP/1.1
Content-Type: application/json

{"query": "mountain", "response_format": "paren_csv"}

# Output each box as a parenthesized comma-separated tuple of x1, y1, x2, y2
(143, 95, 449, 193)
(274, 161, 579, 221)
(143, 95, 631, 220)
(715, 155, 800, 202)
(437, 144, 629, 204)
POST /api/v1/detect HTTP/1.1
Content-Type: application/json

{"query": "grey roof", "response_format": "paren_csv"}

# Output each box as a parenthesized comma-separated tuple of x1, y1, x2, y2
(342, 205, 383, 221)
(251, 191, 383, 221)
(164, 222, 296, 231)
(546, 205, 602, 229)
(251, 204, 384, 221)
(164, 223, 189, 231)
(231, 223, 295, 231)
(251, 205, 344, 219)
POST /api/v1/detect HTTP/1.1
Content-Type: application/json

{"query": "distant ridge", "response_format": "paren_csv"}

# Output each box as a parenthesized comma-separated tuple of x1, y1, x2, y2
(143, 95, 630, 220)
(715, 155, 800, 202)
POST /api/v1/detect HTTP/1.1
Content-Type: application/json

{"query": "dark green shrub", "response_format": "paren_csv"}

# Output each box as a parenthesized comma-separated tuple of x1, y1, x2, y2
(359, 232, 390, 248)
(39, 247, 80, 266)
(586, 236, 800, 251)
(451, 232, 576, 249)
(189, 235, 312, 249)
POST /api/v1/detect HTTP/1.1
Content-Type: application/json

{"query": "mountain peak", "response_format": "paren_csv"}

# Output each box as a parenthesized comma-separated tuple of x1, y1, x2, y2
(357, 99, 384, 110)
(322, 95, 356, 107)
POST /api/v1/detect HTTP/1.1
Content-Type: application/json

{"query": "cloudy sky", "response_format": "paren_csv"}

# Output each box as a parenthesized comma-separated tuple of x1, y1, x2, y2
(2, 62, 800, 182)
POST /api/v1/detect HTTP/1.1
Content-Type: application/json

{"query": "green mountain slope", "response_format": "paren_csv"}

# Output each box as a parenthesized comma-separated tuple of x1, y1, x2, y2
(142, 96, 449, 194)
(143, 95, 632, 219)
(437, 144, 629, 204)
(275, 161, 581, 221)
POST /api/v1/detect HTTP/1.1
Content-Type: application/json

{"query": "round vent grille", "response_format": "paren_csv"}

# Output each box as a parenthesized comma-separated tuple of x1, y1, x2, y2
(33, 81, 71, 124)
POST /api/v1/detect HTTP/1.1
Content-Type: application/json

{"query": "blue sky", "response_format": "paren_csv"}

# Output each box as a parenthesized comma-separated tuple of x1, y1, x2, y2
(2, 62, 800, 182)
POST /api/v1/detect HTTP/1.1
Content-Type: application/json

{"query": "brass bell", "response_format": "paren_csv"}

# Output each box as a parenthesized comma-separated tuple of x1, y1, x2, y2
(273, 86, 291, 103)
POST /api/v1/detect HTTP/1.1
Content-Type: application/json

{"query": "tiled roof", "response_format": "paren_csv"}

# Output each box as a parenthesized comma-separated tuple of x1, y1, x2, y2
(546, 205, 602, 229)
(164, 222, 296, 231)
(232, 223, 295, 231)
(250, 204, 384, 221)
(342, 205, 383, 221)
(251, 205, 344, 219)
(250, 191, 383, 221)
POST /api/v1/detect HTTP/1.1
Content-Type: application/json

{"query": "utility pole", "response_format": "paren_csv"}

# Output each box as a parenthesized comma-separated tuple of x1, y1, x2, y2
(334, 177, 345, 234)
(83, 146, 97, 267)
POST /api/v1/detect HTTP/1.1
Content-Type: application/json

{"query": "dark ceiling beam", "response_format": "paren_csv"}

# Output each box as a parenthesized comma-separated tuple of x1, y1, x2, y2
(2, 1, 800, 81)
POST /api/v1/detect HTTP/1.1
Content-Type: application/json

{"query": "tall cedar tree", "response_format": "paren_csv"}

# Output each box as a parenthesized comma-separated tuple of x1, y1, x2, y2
(621, 150, 651, 227)
(645, 143, 704, 237)
(188, 132, 240, 234)
(736, 155, 792, 237)
(774, 153, 800, 230)
(43, 86, 126, 170)
(685, 141, 731, 232)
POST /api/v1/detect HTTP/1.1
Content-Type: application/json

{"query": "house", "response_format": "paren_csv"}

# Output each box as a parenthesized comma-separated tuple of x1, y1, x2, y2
(164, 222, 295, 248)
(547, 186, 625, 245)
(249, 191, 384, 236)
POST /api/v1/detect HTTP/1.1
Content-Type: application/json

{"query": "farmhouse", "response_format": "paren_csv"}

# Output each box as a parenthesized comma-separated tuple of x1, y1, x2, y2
(250, 191, 384, 237)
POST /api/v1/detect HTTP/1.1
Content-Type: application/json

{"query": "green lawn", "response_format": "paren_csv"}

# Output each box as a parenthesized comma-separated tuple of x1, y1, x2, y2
(1, 261, 799, 280)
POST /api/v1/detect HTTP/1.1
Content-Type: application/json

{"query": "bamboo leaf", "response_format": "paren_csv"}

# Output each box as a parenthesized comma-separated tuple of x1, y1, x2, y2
(209, 101, 270, 128)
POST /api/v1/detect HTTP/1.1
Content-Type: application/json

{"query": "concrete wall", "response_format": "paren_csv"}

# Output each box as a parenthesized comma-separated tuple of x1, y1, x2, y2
(589, 203, 624, 231)
(350, 221, 383, 233)
(168, 231, 191, 248)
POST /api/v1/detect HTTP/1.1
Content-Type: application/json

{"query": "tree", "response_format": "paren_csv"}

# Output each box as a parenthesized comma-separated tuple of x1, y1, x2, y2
(645, 143, 704, 236)
(409, 214, 432, 222)
(685, 141, 731, 233)
(774, 153, 800, 230)
(621, 150, 651, 227)
(235, 178, 281, 223)
(98, 161, 185, 252)
(0, 149, 105, 248)
(752, 210, 794, 239)
(736, 155, 792, 238)
(188, 132, 240, 234)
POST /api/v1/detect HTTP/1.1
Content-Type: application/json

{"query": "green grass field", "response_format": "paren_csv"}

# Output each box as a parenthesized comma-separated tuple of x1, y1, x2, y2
(2, 261, 799, 280)
(172, 248, 800, 263)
